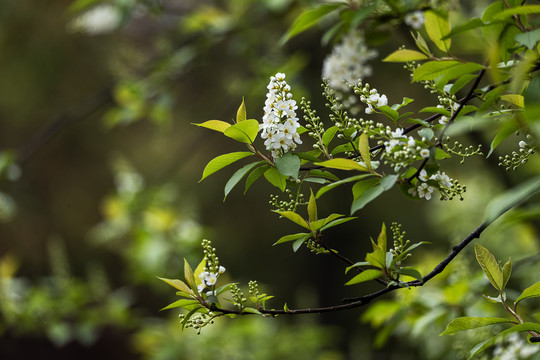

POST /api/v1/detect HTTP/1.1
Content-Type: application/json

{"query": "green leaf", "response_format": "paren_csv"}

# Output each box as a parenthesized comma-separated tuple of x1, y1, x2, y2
(244, 164, 269, 193)
(487, 120, 519, 158)
(280, 4, 342, 44)
(358, 133, 371, 171)
(274, 233, 310, 246)
(413, 61, 483, 85)
(441, 18, 488, 40)
(440, 317, 512, 336)
(501, 258, 512, 289)
(419, 106, 451, 116)
(515, 29, 540, 50)
(224, 162, 263, 200)
(193, 120, 231, 133)
(292, 235, 310, 252)
(236, 98, 246, 123)
(501, 94, 524, 108)
(485, 175, 540, 223)
(274, 152, 301, 179)
(345, 269, 383, 285)
(224, 120, 259, 144)
(474, 244, 503, 291)
(366, 248, 386, 269)
(307, 189, 317, 223)
(345, 261, 371, 274)
(525, 74, 540, 106)
(320, 216, 356, 231)
(322, 126, 339, 147)
(383, 49, 429, 62)
(376, 223, 387, 253)
(394, 267, 423, 281)
(314, 158, 368, 171)
(274, 210, 310, 229)
(380, 174, 399, 191)
(242, 307, 262, 315)
(516, 280, 540, 305)
(412, 31, 431, 56)
(378, 105, 400, 123)
(351, 182, 383, 214)
(435, 148, 451, 159)
(494, 5, 540, 20)
(469, 323, 540, 359)
(264, 167, 287, 191)
(316, 174, 373, 199)
(184, 259, 197, 290)
(449, 74, 477, 95)
(200, 152, 254, 181)
(331, 143, 354, 156)
(158, 277, 193, 295)
(352, 178, 380, 201)
(418, 128, 434, 141)
(160, 299, 200, 311)
(424, 10, 451, 52)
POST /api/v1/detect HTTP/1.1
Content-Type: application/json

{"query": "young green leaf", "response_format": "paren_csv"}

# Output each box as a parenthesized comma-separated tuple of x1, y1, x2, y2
(273, 210, 310, 229)
(307, 189, 317, 223)
(394, 267, 423, 281)
(160, 299, 200, 311)
(493, 5, 540, 20)
(345, 269, 383, 285)
(236, 98, 246, 123)
(280, 3, 342, 44)
(501, 258, 511, 289)
(440, 317, 512, 336)
(474, 244, 503, 291)
(322, 126, 339, 147)
(383, 49, 429, 62)
(158, 277, 193, 295)
(184, 259, 197, 290)
(264, 167, 287, 192)
(320, 216, 356, 231)
(274, 232, 310, 246)
(358, 133, 371, 171)
(351, 182, 383, 215)
(377, 223, 387, 253)
(485, 175, 540, 223)
(487, 120, 519, 158)
(292, 235, 310, 252)
(193, 120, 231, 133)
(274, 152, 301, 179)
(515, 280, 540, 305)
(200, 152, 254, 181)
(224, 162, 263, 200)
(424, 10, 451, 52)
(244, 164, 269, 194)
(377, 105, 399, 123)
(223, 120, 259, 143)
(316, 174, 373, 199)
(365, 248, 386, 269)
(314, 158, 368, 171)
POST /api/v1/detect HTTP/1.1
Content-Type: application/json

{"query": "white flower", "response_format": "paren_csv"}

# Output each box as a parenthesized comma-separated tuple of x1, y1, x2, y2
(206, 290, 215, 297)
(218, 266, 226, 274)
(204, 273, 218, 286)
(439, 116, 449, 125)
(419, 169, 429, 182)
(420, 149, 430, 158)
(322, 30, 377, 92)
(519, 140, 527, 148)
(404, 11, 425, 30)
(197, 283, 206, 293)
(261, 73, 302, 158)
(433, 171, 453, 187)
(69, 4, 122, 35)
(418, 183, 434, 200)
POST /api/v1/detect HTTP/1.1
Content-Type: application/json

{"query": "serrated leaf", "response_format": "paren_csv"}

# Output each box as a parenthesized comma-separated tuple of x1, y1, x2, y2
(501, 258, 511, 289)
(485, 175, 540, 223)
(264, 167, 287, 191)
(201, 152, 254, 181)
(193, 120, 231, 133)
(516, 280, 540, 304)
(307, 189, 317, 223)
(424, 10, 451, 52)
(274, 232, 310, 246)
(474, 244, 503, 291)
(158, 277, 193, 295)
(280, 3, 342, 44)
(160, 299, 200, 311)
(274, 210, 310, 229)
(236, 98, 246, 123)
(345, 269, 383, 285)
(274, 152, 301, 179)
(358, 133, 371, 171)
(383, 49, 429, 62)
(440, 317, 512, 336)
(469, 323, 540, 359)
(184, 259, 197, 290)
(224, 120, 259, 144)
(244, 164, 269, 194)
(316, 174, 373, 199)
(224, 162, 263, 200)
(314, 158, 368, 171)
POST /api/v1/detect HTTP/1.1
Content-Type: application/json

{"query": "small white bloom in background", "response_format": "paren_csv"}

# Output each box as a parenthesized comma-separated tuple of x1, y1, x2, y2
(431, 171, 453, 187)
(408, 187, 417, 197)
(519, 140, 527, 148)
(417, 182, 434, 200)
(218, 266, 226, 274)
(419, 169, 429, 182)
(69, 4, 122, 35)
(360, 87, 389, 114)
(197, 283, 206, 293)
(206, 290, 215, 297)
(404, 11, 425, 30)
(420, 148, 430, 158)
(322, 30, 378, 92)
(261, 73, 302, 158)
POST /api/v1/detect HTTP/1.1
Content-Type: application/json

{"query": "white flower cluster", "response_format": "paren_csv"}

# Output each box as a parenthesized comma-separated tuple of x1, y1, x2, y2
(359, 87, 388, 114)
(384, 128, 429, 158)
(408, 169, 453, 200)
(493, 333, 538, 360)
(261, 73, 302, 158)
(322, 31, 378, 93)
(69, 4, 122, 35)
(198, 266, 226, 296)
(438, 101, 460, 125)
(404, 11, 425, 30)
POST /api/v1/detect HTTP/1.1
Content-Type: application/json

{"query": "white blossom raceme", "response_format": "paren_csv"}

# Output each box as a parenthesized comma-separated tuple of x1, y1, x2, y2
(261, 73, 302, 158)
(404, 11, 425, 30)
(322, 30, 378, 93)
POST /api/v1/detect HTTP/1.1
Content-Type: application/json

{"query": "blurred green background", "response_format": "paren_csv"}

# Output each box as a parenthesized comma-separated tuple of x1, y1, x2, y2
(0, 0, 539, 359)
